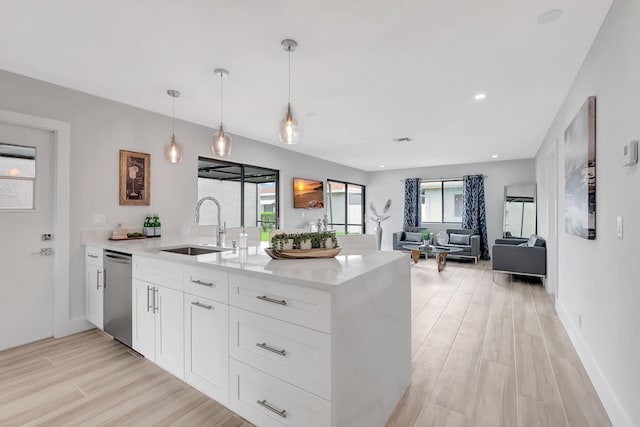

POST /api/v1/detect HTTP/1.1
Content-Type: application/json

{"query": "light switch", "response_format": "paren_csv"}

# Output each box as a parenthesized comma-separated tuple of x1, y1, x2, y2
(616, 216, 623, 238)
(92, 213, 106, 226)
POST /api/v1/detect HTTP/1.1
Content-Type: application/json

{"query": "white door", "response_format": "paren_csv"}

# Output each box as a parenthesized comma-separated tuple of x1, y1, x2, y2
(0, 122, 54, 351)
(155, 285, 184, 378)
(184, 293, 229, 405)
(132, 279, 155, 360)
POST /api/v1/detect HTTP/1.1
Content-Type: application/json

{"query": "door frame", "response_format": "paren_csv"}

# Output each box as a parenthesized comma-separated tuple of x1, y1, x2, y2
(0, 109, 71, 338)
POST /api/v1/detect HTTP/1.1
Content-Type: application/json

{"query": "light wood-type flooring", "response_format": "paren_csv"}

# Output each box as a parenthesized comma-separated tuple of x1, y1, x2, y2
(387, 259, 612, 427)
(0, 259, 611, 427)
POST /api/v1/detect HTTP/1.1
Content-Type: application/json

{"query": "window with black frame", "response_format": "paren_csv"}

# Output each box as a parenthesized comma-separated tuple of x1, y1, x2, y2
(198, 157, 279, 242)
(326, 179, 365, 235)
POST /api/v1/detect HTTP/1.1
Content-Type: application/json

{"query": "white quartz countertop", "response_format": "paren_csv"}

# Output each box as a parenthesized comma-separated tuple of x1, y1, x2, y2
(83, 232, 406, 290)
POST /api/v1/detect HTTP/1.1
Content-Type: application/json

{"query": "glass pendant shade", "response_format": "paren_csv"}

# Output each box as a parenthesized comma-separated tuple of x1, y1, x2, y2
(278, 104, 300, 145)
(212, 124, 232, 156)
(164, 134, 183, 164)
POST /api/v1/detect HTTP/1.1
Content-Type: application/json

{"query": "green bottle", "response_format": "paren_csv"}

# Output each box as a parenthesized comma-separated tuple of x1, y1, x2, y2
(143, 214, 151, 236)
(152, 213, 161, 237)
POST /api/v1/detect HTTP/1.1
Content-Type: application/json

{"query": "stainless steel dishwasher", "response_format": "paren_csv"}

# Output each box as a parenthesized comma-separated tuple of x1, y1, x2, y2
(103, 250, 132, 348)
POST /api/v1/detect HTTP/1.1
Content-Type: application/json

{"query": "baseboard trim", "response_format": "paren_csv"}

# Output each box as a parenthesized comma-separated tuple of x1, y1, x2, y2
(62, 316, 93, 337)
(556, 300, 634, 427)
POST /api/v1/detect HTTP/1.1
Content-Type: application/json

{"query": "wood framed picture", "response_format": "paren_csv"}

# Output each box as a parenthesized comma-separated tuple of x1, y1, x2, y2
(119, 150, 150, 205)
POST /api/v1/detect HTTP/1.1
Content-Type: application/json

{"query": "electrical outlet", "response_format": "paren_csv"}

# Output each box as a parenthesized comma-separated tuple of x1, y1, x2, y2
(616, 216, 623, 239)
(92, 213, 106, 226)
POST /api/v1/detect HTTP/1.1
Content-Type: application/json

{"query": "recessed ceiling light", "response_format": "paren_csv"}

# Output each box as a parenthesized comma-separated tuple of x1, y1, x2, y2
(475, 93, 486, 101)
(492, 154, 499, 159)
(379, 165, 385, 168)
(392, 137, 412, 143)
(538, 9, 563, 25)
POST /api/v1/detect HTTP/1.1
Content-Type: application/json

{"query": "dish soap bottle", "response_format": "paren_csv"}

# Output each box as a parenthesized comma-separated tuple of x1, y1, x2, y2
(153, 213, 161, 237)
(239, 227, 249, 249)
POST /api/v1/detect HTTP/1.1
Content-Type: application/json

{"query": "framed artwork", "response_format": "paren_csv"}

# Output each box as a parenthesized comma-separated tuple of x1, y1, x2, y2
(119, 150, 150, 205)
(564, 96, 596, 240)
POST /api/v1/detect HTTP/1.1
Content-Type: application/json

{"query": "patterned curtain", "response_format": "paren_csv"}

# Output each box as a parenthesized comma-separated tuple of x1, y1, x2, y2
(403, 178, 421, 229)
(462, 175, 490, 260)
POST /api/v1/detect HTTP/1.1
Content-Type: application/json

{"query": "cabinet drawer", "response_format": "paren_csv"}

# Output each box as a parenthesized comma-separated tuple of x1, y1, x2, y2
(229, 359, 331, 427)
(132, 256, 183, 291)
(229, 273, 330, 333)
(85, 246, 103, 268)
(184, 266, 228, 303)
(230, 307, 331, 400)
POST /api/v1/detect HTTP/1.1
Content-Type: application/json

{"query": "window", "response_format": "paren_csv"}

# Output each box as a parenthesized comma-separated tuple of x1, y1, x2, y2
(326, 179, 365, 235)
(198, 157, 279, 241)
(0, 143, 36, 210)
(420, 180, 463, 223)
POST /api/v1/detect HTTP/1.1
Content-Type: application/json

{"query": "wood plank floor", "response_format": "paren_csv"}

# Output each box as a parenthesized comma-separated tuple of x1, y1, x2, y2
(0, 259, 611, 427)
(0, 330, 252, 426)
(387, 259, 612, 427)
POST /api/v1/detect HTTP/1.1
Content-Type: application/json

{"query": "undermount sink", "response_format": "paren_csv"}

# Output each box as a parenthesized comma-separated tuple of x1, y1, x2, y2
(160, 246, 230, 256)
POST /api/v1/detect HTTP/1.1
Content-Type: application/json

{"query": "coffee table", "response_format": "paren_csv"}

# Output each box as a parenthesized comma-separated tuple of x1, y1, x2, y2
(403, 244, 464, 272)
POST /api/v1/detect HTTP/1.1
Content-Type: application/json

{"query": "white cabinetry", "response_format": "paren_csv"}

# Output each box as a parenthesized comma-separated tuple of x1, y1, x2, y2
(132, 256, 184, 379)
(85, 246, 103, 329)
(228, 273, 332, 426)
(184, 266, 229, 405)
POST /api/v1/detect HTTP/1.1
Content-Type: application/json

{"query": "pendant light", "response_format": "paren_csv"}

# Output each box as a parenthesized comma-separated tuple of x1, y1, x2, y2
(212, 68, 232, 156)
(279, 39, 301, 145)
(164, 89, 183, 164)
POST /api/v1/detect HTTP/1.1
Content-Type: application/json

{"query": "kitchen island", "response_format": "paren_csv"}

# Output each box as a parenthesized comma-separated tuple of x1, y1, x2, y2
(83, 233, 411, 427)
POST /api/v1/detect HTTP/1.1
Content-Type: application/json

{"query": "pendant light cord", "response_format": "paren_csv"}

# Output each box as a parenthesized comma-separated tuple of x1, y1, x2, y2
(172, 95, 175, 136)
(220, 74, 224, 124)
(288, 48, 291, 104)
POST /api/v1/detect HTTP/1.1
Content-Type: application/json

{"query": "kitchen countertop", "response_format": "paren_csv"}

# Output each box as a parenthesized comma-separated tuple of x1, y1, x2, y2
(83, 232, 407, 290)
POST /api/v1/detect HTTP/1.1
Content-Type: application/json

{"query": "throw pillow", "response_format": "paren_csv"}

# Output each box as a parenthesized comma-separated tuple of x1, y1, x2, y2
(518, 242, 528, 247)
(404, 232, 422, 242)
(449, 233, 470, 245)
(436, 231, 449, 245)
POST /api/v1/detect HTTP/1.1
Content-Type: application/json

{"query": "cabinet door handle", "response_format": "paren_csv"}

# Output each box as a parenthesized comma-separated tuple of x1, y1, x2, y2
(146, 286, 152, 312)
(96, 270, 102, 290)
(190, 278, 215, 287)
(191, 301, 213, 310)
(256, 399, 287, 418)
(87, 254, 98, 259)
(153, 287, 159, 313)
(256, 295, 287, 306)
(256, 342, 286, 357)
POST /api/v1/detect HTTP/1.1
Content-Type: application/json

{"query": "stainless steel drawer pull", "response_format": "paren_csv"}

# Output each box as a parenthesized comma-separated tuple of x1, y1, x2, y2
(87, 254, 98, 258)
(256, 342, 286, 356)
(96, 270, 102, 290)
(256, 399, 287, 418)
(256, 295, 287, 305)
(191, 301, 213, 310)
(191, 278, 215, 287)
(146, 286, 152, 312)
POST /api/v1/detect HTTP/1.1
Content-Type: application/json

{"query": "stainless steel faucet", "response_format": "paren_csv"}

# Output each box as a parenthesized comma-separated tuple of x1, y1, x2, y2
(195, 197, 226, 246)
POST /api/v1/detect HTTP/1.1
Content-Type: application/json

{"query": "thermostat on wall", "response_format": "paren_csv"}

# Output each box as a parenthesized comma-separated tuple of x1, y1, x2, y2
(623, 140, 638, 166)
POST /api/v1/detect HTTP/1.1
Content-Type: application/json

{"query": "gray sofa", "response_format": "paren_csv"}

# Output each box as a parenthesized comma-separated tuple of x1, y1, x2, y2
(392, 227, 430, 251)
(437, 229, 480, 262)
(492, 235, 546, 278)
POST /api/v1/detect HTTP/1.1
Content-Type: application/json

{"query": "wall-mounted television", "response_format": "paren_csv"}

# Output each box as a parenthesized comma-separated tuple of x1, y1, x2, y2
(293, 177, 324, 209)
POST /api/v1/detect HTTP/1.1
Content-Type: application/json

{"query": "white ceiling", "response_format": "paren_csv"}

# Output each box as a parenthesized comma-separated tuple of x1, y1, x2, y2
(0, 0, 612, 171)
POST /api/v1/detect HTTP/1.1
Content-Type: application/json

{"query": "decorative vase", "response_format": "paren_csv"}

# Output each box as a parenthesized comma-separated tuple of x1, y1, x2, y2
(325, 237, 335, 249)
(375, 222, 382, 250)
(300, 239, 312, 250)
(283, 239, 294, 251)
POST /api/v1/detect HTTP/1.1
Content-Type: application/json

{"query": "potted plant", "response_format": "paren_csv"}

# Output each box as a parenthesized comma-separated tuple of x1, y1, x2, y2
(271, 233, 294, 251)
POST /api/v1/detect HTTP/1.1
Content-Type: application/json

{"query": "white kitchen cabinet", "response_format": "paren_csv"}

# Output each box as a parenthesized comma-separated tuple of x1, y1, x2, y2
(184, 293, 229, 405)
(132, 278, 184, 379)
(85, 246, 103, 329)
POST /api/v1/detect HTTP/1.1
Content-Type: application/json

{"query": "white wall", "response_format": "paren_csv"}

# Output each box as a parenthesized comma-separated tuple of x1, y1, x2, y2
(367, 159, 535, 250)
(0, 70, 368, 319)
(534, 0, 639, 425)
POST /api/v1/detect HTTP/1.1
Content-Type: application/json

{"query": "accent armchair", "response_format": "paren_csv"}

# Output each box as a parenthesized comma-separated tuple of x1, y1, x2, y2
(492, 235, 546, 278)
